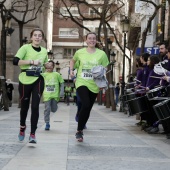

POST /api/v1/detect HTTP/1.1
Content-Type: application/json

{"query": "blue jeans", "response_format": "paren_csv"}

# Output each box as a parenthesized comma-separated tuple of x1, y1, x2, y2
(115, 94, 119, 105)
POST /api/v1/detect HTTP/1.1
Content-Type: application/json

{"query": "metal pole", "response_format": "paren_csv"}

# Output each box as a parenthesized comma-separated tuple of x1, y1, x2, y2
(2, 29, 6, 78)
(160, 0, 166, 43)
(99, 89, 102, 105)
(122, 32, 126, 94)
(68, 67, 70, 83)
(119, 32, 126, 112)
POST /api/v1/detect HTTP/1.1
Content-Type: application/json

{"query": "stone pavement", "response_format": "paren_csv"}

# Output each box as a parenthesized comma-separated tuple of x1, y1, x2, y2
(1, 103, 170, 170)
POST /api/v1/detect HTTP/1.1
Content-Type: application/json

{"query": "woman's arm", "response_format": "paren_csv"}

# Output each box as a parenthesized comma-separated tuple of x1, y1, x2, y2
(13, 57, 40, 66)
(70, 59, 76, 78)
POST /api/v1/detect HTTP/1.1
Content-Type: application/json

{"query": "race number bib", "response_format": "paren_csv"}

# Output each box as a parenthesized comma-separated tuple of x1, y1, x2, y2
(46, 85, 55, 92)
(81, 69, 93, 80)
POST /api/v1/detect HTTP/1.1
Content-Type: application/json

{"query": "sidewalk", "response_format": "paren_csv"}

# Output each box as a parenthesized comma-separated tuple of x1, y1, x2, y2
(1, 103, 170, 170)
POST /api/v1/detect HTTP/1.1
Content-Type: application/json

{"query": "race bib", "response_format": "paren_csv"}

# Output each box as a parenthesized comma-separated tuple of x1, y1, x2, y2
(81, 69, 93, 79)
(46, 85, 55, 92)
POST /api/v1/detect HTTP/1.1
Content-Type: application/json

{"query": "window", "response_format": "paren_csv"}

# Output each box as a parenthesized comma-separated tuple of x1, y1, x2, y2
(95, 28, 111, 35)
(60, 7, 79, 17)
(63, 48, 79, 58)
(59, 28, 79, 38)
(84, 27, 112, 36)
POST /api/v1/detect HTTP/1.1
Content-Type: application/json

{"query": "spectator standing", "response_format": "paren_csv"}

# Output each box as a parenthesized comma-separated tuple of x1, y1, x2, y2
(65, 84, 72, 106)
(5, 79, 14, 107)
(115, 83, 120, 106)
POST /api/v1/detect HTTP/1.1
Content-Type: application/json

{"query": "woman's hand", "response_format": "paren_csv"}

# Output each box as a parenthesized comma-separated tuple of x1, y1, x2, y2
(33, 60, 41, 66)
(70, 70, 75, 78)
(162, 76, 170, 82)
(135, 84, 140, 89)
(146, 87, 149, 91)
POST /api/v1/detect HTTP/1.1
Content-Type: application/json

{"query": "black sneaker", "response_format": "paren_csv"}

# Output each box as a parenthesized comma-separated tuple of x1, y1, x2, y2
(144, 126, 153, 132)
(148, 127, 159, 134)
(75, 131, 83, 142)
(166, 133, 170, 139)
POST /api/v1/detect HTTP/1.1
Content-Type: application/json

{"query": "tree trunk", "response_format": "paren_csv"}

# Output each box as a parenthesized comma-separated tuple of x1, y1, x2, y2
(1, 10, 9, 111)
(18, 23, 24, 46)
(108, 70, 116, 111)
(17, 23, 24, 108)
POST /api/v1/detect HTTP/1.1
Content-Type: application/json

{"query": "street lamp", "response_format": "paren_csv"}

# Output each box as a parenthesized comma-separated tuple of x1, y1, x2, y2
(48, 50, 53, 60)
(56, 61, 60, 73)
(22, 37, 28, 44)
(107, 37, 112, 52)
(0, 1, 14, 111)
(0, 8, 14, 77)
(120, 16, 130, 112)
(110, 51, 116, 85)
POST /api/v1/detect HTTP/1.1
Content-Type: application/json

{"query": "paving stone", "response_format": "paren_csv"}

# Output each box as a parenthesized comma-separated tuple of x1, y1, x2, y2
(67, 159, 170, 170)
(0, 159, 10, 169)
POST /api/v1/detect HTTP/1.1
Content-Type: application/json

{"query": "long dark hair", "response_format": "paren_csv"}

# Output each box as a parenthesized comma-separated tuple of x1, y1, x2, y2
(136, 58, 143, 67)
(141, 53, 150, 62)
(148, 55, 160, 69)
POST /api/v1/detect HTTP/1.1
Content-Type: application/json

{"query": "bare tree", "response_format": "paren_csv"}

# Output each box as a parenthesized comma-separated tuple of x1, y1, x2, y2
(132, 0, 161, 54)
(8, 0, 47, 46)
(0, 0, 49, 109)
(139, 0, 161, 53)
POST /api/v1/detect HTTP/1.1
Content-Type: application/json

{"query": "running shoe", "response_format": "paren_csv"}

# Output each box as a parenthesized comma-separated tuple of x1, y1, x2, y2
(75, 131, 83, 142)
(29, 134, 37, 144)
(45, 123, 50, 130)
(144, 126, 153, 132)
(148, 127, 159, 134)
(18, 126, 26, 141)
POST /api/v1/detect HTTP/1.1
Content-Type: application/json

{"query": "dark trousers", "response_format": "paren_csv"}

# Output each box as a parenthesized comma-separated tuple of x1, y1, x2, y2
(65, 93, 70, 105)
(18, 76, 44, 134)
(77, 86, 98, 131)
(73, 96, 77, 104)
(145, 100, 159, 126)
(76, 91, 82, 115)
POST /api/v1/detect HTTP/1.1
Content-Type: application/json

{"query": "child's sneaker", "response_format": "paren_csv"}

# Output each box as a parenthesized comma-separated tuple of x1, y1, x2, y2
(29, 133, 37, 144)
(18, 126, 26, 141)
(45, 123, 50, 130)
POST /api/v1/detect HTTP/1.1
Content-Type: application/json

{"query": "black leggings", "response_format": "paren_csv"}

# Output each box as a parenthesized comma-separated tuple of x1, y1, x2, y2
(18, 76, 44, 134)
(77, 86, 98, 131)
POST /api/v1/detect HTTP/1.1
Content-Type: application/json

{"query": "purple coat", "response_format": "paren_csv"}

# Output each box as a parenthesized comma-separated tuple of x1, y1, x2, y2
(136, 68, 143, 85)
(141, 64, 149, 87)
(146, 69, 162, 90)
